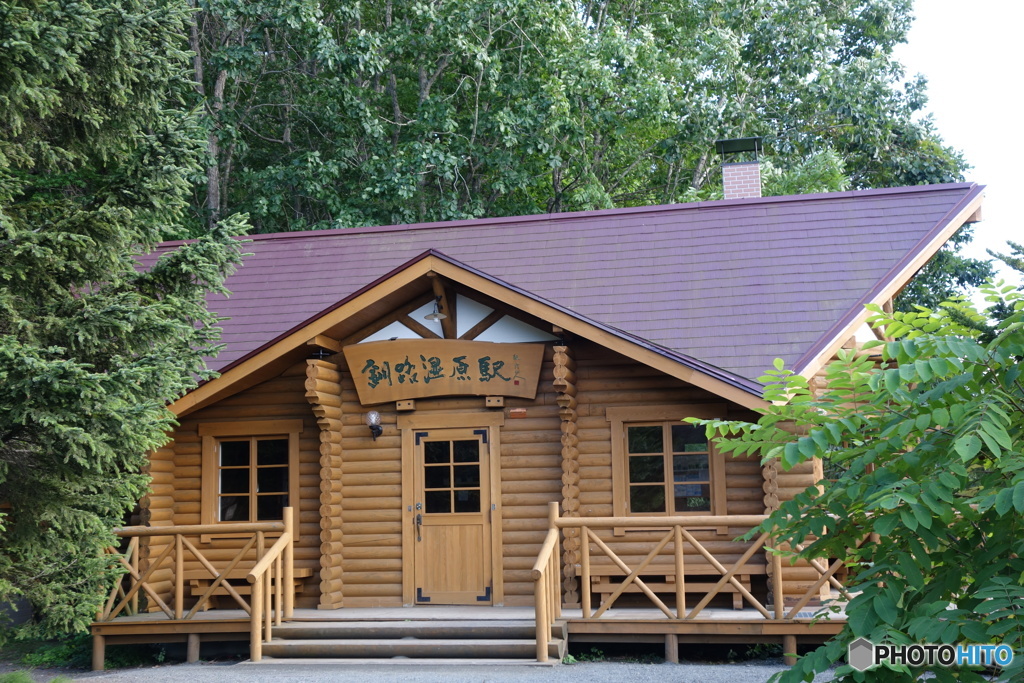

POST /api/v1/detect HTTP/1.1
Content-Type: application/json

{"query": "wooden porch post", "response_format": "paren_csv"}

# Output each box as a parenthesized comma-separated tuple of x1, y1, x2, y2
(783, 634, 798, 666)
(92, 633, 104, 671)
(665, 633, 679, 664)
(187, 633, 200, 663)
(763, 457, 781, 612)
(283, 506, 295, 618)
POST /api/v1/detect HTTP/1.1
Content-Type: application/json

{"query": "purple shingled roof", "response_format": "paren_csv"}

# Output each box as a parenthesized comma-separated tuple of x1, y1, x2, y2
(154, 182, 982, 391)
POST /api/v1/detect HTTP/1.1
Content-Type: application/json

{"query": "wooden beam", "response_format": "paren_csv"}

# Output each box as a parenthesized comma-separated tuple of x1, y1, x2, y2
(340, 291, 435, 346)
(306, 335, 343, 353)
(428, 272, 457, 340)
(460, 309, 504, 341)
(399, 315, 441, 340)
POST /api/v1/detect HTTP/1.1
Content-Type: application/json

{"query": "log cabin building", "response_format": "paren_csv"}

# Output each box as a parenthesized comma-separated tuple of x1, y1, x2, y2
(92, 179, 985, 667)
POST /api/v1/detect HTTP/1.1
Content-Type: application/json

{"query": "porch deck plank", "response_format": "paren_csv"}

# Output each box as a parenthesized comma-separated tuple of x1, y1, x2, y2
(94, 603, 846, 630)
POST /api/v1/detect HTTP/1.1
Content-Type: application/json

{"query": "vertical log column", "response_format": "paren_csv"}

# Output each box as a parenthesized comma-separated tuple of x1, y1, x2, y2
(763, 457, 781, 615)
(305, 359, 345, 609)
(553, 345, 580, 607)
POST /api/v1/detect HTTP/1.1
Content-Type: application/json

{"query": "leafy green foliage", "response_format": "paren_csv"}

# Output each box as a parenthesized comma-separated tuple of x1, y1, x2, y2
(698, 267, 1024, 681)
(184, 0, 979, 233)
(0, 0, 245, 638)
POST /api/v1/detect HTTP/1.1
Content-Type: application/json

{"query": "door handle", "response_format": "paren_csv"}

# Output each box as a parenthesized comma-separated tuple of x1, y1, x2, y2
(415, 513, 422, 542)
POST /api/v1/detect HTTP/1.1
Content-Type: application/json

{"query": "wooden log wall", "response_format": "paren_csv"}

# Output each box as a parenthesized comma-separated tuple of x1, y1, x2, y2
(304, 358, 344, 609)
(338, 345, 563, 607)
(138, 443, 176, 607)
(572, 344, 771, 594)
(495, 347, 562, 605)
(139, 334, 838, 614)
(335, 369, 403, 607)
(153, 360, 323, 609)
(553, 345, 580, 606)
(772, 458, 830, 601)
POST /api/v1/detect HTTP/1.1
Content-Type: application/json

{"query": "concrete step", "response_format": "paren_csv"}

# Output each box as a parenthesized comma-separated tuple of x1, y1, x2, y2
(274, 619, 537, 640)
(261, 637, 565, 660)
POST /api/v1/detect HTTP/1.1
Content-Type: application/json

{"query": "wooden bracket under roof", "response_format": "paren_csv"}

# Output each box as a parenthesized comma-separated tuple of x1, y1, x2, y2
(307, 335, 343, 353)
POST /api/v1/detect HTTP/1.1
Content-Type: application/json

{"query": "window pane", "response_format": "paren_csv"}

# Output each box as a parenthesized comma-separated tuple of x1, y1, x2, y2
(425, 465, 451, 489)
(219, 495, 248, 521)
(672, 424, 708, 453)
(257, 438, 288, 465)
(453, 440, 479, 463)
(220, 468, 249, 494)
(454, 489, 480, 513)
(630, 485, 665, 513)
(453, 464, 480, 488)
(424, 441, 450, 464)
(425, 490, 451, 513)
(257, 466, 287, 494)
(674, 483, 711, 512)
(629, 455, 665, 483)
(257, 494, 286, 520)
(673, 453, 709, 483)
(220, 440, 249, 467)
(627, 426, 662, 454)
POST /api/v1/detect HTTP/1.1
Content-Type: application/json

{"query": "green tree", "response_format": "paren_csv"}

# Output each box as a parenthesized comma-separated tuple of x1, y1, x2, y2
(183, 0, 990, 303)
(699, 259, 1024, 681)
(183, 0, 977, 229)
(0, 0, 244, 637)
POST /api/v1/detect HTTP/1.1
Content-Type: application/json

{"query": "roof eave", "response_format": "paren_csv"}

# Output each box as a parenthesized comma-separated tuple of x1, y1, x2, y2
(792, 183, 986, 380)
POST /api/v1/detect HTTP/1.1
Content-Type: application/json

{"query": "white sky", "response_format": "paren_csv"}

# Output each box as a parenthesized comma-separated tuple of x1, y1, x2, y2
(894, 0, 1023, 288)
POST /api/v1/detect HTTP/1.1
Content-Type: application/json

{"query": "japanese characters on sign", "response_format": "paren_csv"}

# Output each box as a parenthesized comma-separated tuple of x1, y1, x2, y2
(343, 340, 545, 405)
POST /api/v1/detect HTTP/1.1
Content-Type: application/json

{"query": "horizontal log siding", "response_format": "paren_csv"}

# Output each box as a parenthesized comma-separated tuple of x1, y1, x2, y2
(498, 347, 561, 605)
(143, 336, 828, 614)
(573, 344, 770, 593)
(340, 346, 565, 607)
(167, 361, 321, 609)
(138, 444, 175, 610)
(337, 367, 403, 607)
(772, 459, 825, 601)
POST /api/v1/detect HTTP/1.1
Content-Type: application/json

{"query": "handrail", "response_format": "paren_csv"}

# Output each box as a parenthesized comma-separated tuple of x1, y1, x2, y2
(97, 508, 296, 665)
(556, 514, 768, 529)
(247, 508, 295, 663)
(530, 502, 562, 662)
(114, 521, 285, 537)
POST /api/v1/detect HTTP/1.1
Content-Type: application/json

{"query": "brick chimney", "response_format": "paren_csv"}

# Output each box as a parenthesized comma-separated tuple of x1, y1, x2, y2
(715, 137, 763, 200)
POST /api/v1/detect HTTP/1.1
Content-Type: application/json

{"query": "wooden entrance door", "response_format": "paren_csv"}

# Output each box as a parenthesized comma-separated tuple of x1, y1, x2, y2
(412, 428, 492, 604)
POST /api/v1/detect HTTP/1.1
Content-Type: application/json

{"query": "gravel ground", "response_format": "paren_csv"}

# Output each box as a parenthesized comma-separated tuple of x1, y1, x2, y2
(4, 659, 837, 683)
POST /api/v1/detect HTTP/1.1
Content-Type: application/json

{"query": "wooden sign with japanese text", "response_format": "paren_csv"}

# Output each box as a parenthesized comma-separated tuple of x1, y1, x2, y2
(343, 340, 546, 405)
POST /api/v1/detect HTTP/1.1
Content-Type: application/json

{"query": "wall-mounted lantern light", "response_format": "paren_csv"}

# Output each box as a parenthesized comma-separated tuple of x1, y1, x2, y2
(365, 410, 382, 440)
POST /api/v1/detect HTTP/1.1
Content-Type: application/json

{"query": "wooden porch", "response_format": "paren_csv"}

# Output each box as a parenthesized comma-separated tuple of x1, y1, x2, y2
(92, 505, 850, 668)
(93, 604, 846, 665)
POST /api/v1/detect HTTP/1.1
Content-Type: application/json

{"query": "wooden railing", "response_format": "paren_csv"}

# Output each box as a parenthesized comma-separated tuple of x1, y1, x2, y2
(247, 507, 295, 662)
(530, 504, 850, 658)
(563, 510, 778, 620)
(530, 503, 562, 662)
(98, 507, 295, 663)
